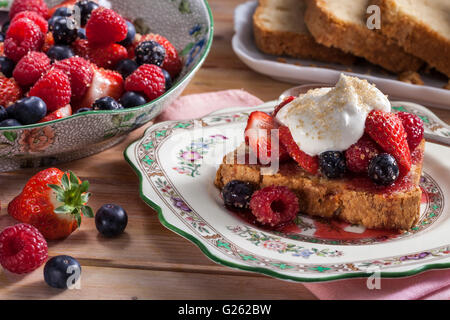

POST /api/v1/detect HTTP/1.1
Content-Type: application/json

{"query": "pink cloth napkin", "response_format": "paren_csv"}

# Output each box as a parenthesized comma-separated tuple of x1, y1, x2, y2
(159, 90, 450, 300)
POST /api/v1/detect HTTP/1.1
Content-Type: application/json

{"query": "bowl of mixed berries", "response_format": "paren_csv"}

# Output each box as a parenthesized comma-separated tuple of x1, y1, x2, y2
(0, 0, 213, 172)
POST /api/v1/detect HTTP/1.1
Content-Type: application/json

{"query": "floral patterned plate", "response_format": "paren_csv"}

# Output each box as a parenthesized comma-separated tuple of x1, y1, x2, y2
(125, 101, 450, 282)
(0, 0, 213, 172)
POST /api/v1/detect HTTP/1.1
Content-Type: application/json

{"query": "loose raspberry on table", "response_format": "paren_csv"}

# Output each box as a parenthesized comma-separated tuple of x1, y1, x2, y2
(0, 223, 48, 274)
(5, 18, 44, 62)
(396, 112, 424, 151)
(13, 51, 51, 87)
(9, 0, 49, 20)
(12, 11, 48, 34)
(249, 186, 299, 227)
(85, 7, 128, 45)
(345, 135, 381, 173)
(125, 64, 166, 101)
(0, 76, 22, 106)
(29, 68, 72, 112)
(54, 57, 94, 99)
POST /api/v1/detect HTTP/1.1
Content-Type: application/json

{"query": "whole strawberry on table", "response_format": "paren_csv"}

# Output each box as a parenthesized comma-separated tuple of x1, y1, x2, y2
(0, 0, 182, 128)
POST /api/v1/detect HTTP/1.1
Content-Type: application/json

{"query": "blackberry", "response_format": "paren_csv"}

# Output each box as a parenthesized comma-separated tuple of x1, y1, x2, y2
(319, 151, 347, 179)
(222, 180, 255, 210)
(135, 40, 165, 67)
(368, 153, 399, 186)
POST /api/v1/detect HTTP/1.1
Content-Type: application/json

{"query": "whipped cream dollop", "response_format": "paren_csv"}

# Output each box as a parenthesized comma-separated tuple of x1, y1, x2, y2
(275, 74, 391, 156)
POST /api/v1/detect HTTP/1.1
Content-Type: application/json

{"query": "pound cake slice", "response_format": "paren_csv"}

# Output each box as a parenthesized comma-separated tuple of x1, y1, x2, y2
(371, 0, 450, 78)
(253, 0, 356, 65)
(304, 0, 423, 73)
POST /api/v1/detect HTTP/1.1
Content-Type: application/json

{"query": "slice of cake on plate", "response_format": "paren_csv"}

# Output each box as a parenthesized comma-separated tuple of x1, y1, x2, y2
(215, 74, 426, 231)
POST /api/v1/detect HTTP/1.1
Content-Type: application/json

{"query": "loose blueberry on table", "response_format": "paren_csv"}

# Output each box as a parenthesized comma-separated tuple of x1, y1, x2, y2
(44, 255, 81, 289)
(95, 204, 128, 237)
(0, 0, 182, 128)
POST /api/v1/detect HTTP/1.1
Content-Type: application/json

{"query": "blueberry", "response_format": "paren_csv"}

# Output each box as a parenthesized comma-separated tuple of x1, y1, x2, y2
(47, 15, 60, 30)
(7, 97, 47, 125)
(0, 56, 15, 78)
(53, 7, 73, 17)
(319, 151, 347, 179)
(0, 106, 7, 122)
(77, 28, 86, 39)
(162, 69, 172, 91)
(95, 204, 128, 237)
(119, 92, 147, 108)
(44, 255, 81, 289)
(115, 59, 138, 78)
(75, 107, 92, 113)
(0, 118, 22, 127)
(2, 21, 9, 33)
(92, 97, 124, 110)
(135, 40, 165, 66)
(368, 153, 399, 186)
(75, 0, 99, 26)
(47, 45, 75, 61)
(0, 32, 4, 42)
(222, 180, 255, 210)
(51, 16, 78, 45)
(118, 21, 136, 47)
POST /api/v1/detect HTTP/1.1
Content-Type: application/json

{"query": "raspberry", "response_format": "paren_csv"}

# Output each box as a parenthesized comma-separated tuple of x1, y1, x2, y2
(125, 64, 166, 100)
(13, 51, 51, 87)
(29, 68, 72, 112)
(12, 11, 48, 34)
(0, 76, 22, 106)
(85, 8, 128, 45)
(345, 135, 381, 173)
(54, 57, 94, 99)
(72, 39, 128, 69)
(0, 223, 48, 274)
(396, 112, 424, 151)
(9, 0, 49, 20)
(365, 110, 411, 175)
(5, 18, 44, 62)
(132, 33, 182, 77)
(249, 186, 299, 227)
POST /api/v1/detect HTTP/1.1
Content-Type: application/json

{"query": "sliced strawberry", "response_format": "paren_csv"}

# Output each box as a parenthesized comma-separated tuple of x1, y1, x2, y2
(244, 111, 288, 164)
(74, 65, 124, 110)
(365, 110, 412, 175)
(273, 96, 295, 117)
(279, 126, 319, 174)
(39, 104, 72, 123)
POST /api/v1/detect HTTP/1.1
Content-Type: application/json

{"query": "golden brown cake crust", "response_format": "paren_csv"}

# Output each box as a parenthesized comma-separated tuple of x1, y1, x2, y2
(371, 0, 450, 78)
(215, 141, 425, 231)
(303, 0, 423, 73)
(253, 2, 356, 65)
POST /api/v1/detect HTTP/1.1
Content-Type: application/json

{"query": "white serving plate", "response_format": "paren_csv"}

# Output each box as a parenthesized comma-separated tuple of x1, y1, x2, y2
(232, 1, 450, 110)
(125, 101, 450, 282)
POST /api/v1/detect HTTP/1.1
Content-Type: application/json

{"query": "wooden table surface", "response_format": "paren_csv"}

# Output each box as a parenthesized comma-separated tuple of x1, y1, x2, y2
(1, 0, 449, 300)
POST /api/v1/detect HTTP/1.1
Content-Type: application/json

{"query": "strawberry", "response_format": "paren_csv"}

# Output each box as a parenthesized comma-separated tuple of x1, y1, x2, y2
(4, 18, 44, 62)
(279, 126, 319, 174)
(12, 11, 48, 34)
(0, 76, 22, 106)
(29, 68, 72, 112)
(85, 7, 128, 45)
(273, 96, 295, 117)
(54, 57, 94, 100)
(345, 134, 381, 173)
(39, 104, 72, 123)
(365, 110, 412, 175)
(72, 39, 128, 69)
(125, 64, 165, 101)
(396, 112, 424, 151)
(8, 168, 93, 240)
(74, 65, 124, 110)
(130, 33, 182, 77)
(13, 51, 51, 87)
(9, 0, 49, 20)
(244, 111, 288, 164)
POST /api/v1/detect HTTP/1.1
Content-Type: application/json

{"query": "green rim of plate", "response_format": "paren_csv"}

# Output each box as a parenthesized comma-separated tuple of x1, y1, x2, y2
(0, 0, 215, 132)
(123, 124, 450, 283)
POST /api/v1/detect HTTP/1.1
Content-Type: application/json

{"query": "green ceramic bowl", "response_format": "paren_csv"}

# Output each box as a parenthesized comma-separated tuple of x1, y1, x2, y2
(0, 0, 213, 172)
